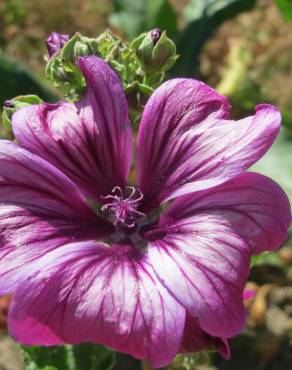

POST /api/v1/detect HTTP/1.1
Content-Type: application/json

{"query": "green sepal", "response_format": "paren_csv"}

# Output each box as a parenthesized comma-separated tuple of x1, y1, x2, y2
(2, 94, 43, 131)
(45, 32, 100, 98)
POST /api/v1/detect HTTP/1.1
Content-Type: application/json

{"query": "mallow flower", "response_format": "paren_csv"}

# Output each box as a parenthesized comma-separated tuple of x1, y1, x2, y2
(0, 56, 290, 368)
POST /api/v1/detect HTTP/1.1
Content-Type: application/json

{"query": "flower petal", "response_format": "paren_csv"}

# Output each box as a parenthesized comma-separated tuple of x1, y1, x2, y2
(12, 56, 133, 198)
(9, 242, 185, 368)
(148, 221, 249, 338)
(148, 172, 290, 338)
(0, 141, 110, 295)
(165, 172, 291, 254)
(180, 313, 230, 359)
(136, 78, 280, 207)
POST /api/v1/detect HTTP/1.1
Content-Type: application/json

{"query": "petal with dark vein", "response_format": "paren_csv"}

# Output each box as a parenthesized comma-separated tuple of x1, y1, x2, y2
(148, 172, 291, 338)
(148, 220, 249, 338)
(12, 56, 133, 199)
(0, 141, 111, 295)
(136, 78, 280, 208)
(9, 242, 185, 368)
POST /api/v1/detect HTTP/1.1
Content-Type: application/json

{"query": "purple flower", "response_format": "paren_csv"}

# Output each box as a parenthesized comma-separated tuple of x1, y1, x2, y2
(45, 31, 69, 58)
(0, 56, 290, 368)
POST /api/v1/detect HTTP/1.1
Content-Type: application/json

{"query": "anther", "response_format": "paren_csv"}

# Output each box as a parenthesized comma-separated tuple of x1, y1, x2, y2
(101, 186, 145, 228)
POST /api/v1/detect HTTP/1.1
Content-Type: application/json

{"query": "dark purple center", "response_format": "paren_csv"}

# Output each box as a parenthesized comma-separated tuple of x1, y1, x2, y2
(102, 186, 145, 228)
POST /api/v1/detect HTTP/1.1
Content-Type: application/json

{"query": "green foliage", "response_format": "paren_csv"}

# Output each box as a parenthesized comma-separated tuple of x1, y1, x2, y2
(251, 251, 284, 267)
(275, 0, 292, 21)
(21, 344, 115, 370)
(73, 343, 115, 370)
(168, 352, 213, 370)
(282, 109, 292, 136)
(0, 51, 54, 106)
(2, 0, 26, 25)
(109, 0, 177, 40)
(251, 130, 292, 202)
(21, 346, 74, 370)
(109, 0, 257, 77)
(172, 0, 257, 77)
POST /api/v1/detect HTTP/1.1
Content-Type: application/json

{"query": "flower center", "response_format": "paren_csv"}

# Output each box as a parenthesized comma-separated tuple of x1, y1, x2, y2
(101, 186, 145, 228)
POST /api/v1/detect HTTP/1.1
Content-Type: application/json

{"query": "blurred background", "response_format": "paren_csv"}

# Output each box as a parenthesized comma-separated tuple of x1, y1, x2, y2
(0, 0, 292, 369)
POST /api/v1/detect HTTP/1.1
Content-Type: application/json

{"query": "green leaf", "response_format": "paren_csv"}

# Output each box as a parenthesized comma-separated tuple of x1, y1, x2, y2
(183, 0, 254, 22)
(171, 0, 256, 77)
(73, 343, 115, 370)
(20, 344, 115, 370)
(146, 0, 177, 38)
(109, 0, 177, 39)
(251, 251, 284, 267)
(276, 0, 292, 21)
(0, 51, 55, 106)
(251, 130, 292, 202)
(109, 11, 144, 40)
(3, 0, 26, 25)
(21, 345, 76, 370)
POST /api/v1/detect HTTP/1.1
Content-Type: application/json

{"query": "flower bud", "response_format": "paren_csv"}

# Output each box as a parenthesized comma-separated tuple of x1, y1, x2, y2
(44, 29, 167, 103)
(45, 32, 101, 91)
(46, 32, 69, 58)
(3, 100, 14, 108)
(131, 28, 178, 73)
(61, 33, 100, 65)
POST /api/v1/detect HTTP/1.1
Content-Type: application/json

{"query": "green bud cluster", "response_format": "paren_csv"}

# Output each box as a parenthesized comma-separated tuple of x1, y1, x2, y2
(45, 30, 142, 100)
(45, 29, 178, 109)
(1, 29, 178, 134)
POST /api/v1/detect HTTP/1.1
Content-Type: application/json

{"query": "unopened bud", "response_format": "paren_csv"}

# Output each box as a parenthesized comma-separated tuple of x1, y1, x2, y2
(46, 32, 69, 58)
(45, 32, 101, 94)
(3, 100, 14, 108)
(61, 33, 100, 65)
(131, 29, 178, 73)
